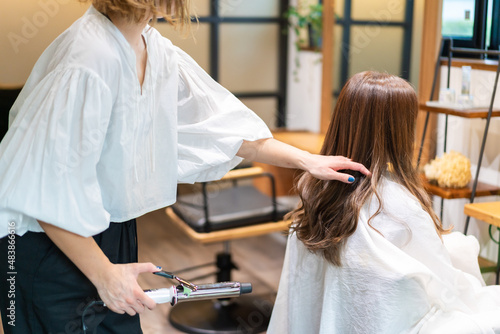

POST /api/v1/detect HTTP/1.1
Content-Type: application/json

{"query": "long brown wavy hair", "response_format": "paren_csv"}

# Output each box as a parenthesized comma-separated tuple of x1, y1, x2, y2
(290, 71, 447, 266)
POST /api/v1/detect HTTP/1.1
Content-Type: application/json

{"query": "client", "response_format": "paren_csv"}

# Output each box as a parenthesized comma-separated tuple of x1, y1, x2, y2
(268, 71, 500, 334)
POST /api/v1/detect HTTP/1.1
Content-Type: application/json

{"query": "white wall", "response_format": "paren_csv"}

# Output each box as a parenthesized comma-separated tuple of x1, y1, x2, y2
(0, 0, 90, 85)
(286, 50, 323, 132)
(285, 0, 322, 132)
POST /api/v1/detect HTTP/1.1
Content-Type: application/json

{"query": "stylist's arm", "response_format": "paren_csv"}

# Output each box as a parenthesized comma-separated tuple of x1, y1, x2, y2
(237, 138, 371, 183)
(38, 221, 158, 315)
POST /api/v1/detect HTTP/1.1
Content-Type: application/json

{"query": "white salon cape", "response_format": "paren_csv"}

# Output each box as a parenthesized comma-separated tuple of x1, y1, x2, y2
(0, 6, 271, 238)
(269, 176, 500, 334)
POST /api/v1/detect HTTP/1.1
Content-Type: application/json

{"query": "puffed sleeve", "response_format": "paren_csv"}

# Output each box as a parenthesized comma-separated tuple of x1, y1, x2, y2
(0, 66, 113, 237)
(175, 47, 272, 183)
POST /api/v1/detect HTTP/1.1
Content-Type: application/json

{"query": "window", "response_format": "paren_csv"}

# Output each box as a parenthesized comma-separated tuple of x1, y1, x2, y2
(442, 0, 477, 39)
(159, 0, 289, 128)
(442, 0, 500, 57)
(332, 0, 415, 94)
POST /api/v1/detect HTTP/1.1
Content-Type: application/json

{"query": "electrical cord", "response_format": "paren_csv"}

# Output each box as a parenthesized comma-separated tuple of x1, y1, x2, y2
(81, 300, 105, 334)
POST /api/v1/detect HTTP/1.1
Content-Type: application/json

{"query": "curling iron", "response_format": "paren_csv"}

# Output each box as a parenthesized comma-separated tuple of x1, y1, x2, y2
(82, 268, 252, 333)
(146, 269, 252, 305)
(145, 281, 252, 305)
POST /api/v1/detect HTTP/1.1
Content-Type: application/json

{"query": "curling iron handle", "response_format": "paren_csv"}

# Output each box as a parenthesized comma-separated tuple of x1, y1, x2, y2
(144, 286, 176, 304)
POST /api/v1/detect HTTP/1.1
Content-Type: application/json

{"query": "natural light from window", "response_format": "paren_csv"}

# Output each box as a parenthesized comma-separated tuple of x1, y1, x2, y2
(442, 0, 475, 38)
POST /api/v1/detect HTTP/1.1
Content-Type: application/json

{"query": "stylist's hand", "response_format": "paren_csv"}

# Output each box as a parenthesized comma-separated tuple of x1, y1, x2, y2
(304, 154, 371, 183)
(237, 138, 370, 183)
(93, 262, 159, 316)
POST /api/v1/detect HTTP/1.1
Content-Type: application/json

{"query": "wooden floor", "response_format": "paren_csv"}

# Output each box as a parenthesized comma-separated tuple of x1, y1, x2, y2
(136, 208, 287, 334)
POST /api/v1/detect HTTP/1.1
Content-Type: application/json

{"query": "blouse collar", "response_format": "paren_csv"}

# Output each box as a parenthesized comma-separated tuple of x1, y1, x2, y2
(86, 5, 153, 68)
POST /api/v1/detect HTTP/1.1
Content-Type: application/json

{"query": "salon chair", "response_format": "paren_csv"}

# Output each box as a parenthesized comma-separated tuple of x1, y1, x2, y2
(165, 166, 296, 334)
(0, 85, 22, 141)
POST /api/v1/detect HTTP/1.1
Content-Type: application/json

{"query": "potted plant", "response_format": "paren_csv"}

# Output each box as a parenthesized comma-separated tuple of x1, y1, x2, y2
(284, 4, 323, 51)
(284, 4, 324, 81)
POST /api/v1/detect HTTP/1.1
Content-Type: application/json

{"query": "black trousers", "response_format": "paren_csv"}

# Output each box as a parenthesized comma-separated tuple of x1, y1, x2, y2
(0, 220, 142, 334)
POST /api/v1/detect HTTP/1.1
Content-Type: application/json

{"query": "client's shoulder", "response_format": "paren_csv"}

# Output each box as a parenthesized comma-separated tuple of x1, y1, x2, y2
(381, 176, 420, 206)
(364, 176, 426, 220)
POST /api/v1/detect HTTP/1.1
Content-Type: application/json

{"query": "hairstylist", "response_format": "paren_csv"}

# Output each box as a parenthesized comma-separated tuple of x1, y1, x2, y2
(0, 1, 369, 333)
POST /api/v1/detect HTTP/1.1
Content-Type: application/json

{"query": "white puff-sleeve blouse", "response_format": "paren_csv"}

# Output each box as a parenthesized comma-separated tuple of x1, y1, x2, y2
(0, 6, 272, 238)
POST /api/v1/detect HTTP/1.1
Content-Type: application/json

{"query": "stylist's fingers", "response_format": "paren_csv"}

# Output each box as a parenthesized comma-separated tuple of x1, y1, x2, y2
(131, 262, 160, 275)
(108, 305, 125, 314)
(115, 284, 153, 314)
(328, 156, 371, 177)
(129, 263, 158, 310)
(314, 168, 354, 184)
(129, 262, 159, 309)
(123, 305, 137, 316)
(128, 296, 146, 314)
(307, 155, 370, 182)
(332, 170, 359, 184)
(136, 288, 156, 310)
(94, 263, 159, 315)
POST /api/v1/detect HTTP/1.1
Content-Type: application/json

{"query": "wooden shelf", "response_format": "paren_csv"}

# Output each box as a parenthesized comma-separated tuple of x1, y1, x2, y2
(421, 176, 500, 199)
(464, 201, 500, 228)
(298, 46, 322, 52)
(440, 57, 499, 72)
(478, 256, 498, 273)
(419, 103, 500, 118)
(465, 203, 500, 275)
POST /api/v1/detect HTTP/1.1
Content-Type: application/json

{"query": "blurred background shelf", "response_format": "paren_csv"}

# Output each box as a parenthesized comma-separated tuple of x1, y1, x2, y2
(464, 202, 500, 283)
(419, 102, 500, 118)
(464, 202, 500, 228)
(421, 176, 500, 199)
